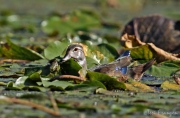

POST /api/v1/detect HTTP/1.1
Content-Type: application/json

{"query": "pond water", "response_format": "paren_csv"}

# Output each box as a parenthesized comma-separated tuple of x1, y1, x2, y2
(0, 0, 180, 24)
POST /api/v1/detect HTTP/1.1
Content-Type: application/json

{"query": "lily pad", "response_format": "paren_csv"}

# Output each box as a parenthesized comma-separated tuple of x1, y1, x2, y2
(60, 58, 82, 76)
(0, 38, 44, 61)
(86, 56, 99, 69)
(146, 60, 180, 77)
(98, 43, 119, 63)
(125, 81, 155, 92)
(161, 81, 180, 91)
(86, 71, 126, 90)
(41, 9, 101, 35)
(66, 80, 106, 90)
(129, 44, 154, 62)
(121, 34, 180, 63)
(43, 41, 69, 60)
(41, 79, 73, 89)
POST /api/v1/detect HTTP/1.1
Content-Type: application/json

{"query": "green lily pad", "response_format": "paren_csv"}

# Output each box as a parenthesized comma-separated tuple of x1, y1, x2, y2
(28, 72, 41, 82)
(23, 86, 47, 92)
(60, 58, 82, 76)
(86, 56, 99, 69)
(86, 71, 126, 90)
(129, 44, 154, 63)
(146, 60, 180, 77)
(66, 80, 106, 90)
(41, 9, 101, 35)
(98, 43, 119, 63)
(43, 41, 69, 60)
(0, 63, 23, 77)
(13, 76, 38, 89)
(6, 81, 22, 90)
(41, 79, 73, 89)
(24, 65, 51, 77)
(13, 76, 28, 89)
(0, 38, 44, 61)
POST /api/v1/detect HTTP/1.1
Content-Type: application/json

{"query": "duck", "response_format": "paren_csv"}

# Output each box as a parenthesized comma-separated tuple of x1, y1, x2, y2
(60, 44, 87, 70)
(60, 44, 155, 81)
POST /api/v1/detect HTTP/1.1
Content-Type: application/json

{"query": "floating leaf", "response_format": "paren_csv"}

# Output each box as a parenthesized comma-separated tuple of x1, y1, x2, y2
(121, 34, 180, 63)
(0, 63, 23, 77)
(60, 58, 82, 76)
(23, 86, 47, 92)
(161, 81, 180, 91)
(41, 79, 73, 89)
(24, 65, 51, 76)
(0, 38, 44, 61)
(13, 76, 28, 89)
(6, 81, 22, 90)
(98, 43, 119, 63)
(146, 60, 180, 77)
(66, 80, 106, 90)
(0, 82, 6, 86)
(86, 71, 126, 90)
(86, 56, 99, 69)
(13, 76, 37, 89)
(111, 104, 121, 113)
(28, 72, 41, 82)
(129, 45, 154, 62)
(41, 9, 101, 35)
(44, 41, 69, 60)
(125, 81, 155, 92)
(95, 88, 115, 95)
(49, 86, 64, 91)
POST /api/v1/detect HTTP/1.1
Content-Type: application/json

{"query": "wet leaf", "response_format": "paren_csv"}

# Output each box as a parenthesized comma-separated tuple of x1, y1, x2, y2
(19, 93, 47, 100)
(86, 71, 126, 90)
(125, 81, 155, 92)
(161, 81, 180, 91)
(95, 88, 115, 95)
(44, 41, 69, 60)
(0, 82, 7, 86)
(13, 76, 28, 89)
(111, 104, 121, 113)
(98, 43, 119, 63)
(13, 76, 38, 89)
(60, 58, 82, 76)
(121, 34, 180, 63)
(129, 45, 154, 62)
(41, 9, 101, 35)
(49, 86, 64, 91)
(0, 63, 23, 77)
(41, 79, 73, 89)
(24, 65, 51, 77)
(6, 81, 22, 90)
(23, 86, 47, 92)
(146, 60, 180, 77)
(0, 38, 44, 61)
(28, 72, 41, 82)
(86, 56, 99, 69)
(66, 80, 106, 90)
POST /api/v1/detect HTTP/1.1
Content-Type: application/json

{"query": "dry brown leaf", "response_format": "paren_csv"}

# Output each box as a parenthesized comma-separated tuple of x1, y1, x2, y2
(121, 34, 145, 48)
(121, 34, 180, 63)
